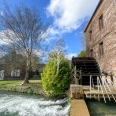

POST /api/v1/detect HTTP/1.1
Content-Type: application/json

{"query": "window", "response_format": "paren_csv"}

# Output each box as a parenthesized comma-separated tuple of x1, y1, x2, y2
(99, 42, 104, 56)
(11, 69, 20, 77)
(89, 30, 92, 41)
(114, 0, 116, 4)
(99, 15, 104, 29)
(0, 70, 4, 80)
(90, 49, 93, 57)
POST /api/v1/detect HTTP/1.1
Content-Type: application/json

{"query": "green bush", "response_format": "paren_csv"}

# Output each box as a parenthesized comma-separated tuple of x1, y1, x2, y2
(41, 58, 71, 96)
(78, 50, 86, 57)
(27, 89, 33, 94)
(11, 87, 16, 92)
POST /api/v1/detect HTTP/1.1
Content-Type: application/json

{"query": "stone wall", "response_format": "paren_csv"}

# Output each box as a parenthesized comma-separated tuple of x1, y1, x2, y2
(85, 0, 116, 76)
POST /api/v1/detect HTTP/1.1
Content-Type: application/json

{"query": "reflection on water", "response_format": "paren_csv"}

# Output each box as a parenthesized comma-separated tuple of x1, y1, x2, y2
(0, 91, 70, 116)
(85, 98, 116, 116)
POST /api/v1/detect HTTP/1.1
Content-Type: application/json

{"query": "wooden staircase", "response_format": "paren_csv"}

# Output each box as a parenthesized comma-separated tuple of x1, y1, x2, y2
(83, 76, 116, 103)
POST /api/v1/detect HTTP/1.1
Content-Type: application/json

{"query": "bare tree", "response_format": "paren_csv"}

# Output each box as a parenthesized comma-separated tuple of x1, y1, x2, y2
(80, 19, 89, 50)
(0, 3, 48, 84)
(49, 38, 67, 71)
(0, 50, 4, 58)
(80, 34, 86, 50)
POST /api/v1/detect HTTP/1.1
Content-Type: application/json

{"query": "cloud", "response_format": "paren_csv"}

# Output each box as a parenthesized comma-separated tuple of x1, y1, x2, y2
(0, 30, 13, 45)
(0, 11, 4, 16)
(45, 26, 61, 43)
(66, 53, 77, 60)
(33, 49, 45, 57)
(46, 0, 100, 36)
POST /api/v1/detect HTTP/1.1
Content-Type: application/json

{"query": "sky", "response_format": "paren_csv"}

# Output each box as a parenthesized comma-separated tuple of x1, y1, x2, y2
(0, 0, 100, 60)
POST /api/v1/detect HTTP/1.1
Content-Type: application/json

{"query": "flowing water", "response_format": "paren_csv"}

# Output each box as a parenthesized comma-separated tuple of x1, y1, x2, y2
(0, 91, 70, 116)
(85, 98, 116, 116)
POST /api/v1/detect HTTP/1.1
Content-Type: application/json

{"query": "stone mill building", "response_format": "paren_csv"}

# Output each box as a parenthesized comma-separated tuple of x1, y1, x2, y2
(84, 0, 116, 76)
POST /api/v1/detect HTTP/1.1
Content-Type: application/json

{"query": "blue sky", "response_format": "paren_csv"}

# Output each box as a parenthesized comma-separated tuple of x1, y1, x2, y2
(0, 0, 100, 59)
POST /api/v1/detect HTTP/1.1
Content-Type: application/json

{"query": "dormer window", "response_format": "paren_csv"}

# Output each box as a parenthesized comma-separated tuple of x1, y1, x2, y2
(99, 15, 104, 30)
(89, 30, 92, 41)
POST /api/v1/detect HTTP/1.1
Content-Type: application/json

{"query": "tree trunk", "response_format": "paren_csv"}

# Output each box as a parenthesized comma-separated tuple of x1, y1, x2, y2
(24, 69, 29, 83)
(22, 54, 30, 85)
(21, 69, 29, 85)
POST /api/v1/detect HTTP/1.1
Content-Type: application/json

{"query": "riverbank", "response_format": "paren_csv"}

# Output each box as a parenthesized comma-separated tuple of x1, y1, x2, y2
(0, 80, 46, 95)
(0, 80, 67, 98)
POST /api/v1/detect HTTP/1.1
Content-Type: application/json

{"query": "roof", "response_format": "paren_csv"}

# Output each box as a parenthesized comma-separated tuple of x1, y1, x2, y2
(84, 0, 103, 32)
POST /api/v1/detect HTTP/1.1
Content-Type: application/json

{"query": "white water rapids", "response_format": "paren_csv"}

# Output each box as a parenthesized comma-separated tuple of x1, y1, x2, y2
(0, 91, 70, 116)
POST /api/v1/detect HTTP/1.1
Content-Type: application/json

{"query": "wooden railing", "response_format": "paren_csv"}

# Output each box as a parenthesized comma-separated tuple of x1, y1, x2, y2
(87, 75, 116, 103)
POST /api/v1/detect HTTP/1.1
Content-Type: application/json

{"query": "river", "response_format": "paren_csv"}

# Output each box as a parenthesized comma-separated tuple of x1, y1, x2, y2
(85, 98, 116, 116)
(0, 91, 70, 116)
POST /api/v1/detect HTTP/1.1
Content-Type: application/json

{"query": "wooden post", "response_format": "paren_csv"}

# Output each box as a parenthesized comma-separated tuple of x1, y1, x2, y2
(97, 76, 100, 101)
(101, 76, 111, 101)
(90, 75, 91, 99)
(90, 75, 91, 92)
(98, 76, 106, 103)
(112, 95, 116, 102)
(74, 65, 78, 84)
(80, 70, 82, 85)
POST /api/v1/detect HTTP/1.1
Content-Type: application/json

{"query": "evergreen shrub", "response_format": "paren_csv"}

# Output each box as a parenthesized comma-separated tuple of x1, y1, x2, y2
(41, 58, 71, 96)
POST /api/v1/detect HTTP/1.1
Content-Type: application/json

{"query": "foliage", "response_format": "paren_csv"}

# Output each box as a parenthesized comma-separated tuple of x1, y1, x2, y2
(78, 50, 86, 57)
(41, 58, 71, 96)
(27, 89, 33, 94)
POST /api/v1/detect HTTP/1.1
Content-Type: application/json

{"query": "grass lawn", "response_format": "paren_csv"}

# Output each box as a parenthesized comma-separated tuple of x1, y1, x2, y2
(0, 80, 22, 85)
(23, 80, 42, 86)
(0, 80, 42, 86)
